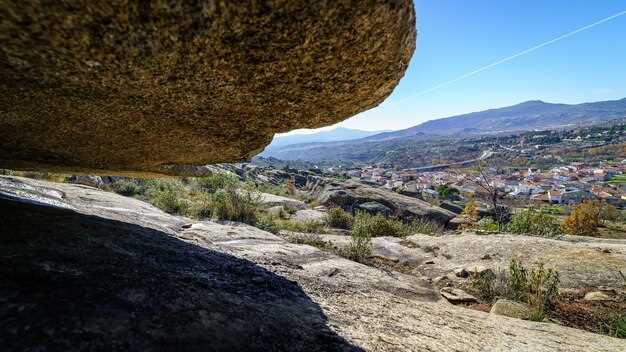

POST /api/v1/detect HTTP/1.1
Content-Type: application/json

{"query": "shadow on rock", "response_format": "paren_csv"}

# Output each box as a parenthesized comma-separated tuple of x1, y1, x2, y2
(0, 197, 360, 352)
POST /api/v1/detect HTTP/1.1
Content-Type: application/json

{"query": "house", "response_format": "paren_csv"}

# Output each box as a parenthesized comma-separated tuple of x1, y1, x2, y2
(560, 187, 591, 204)
(547, 190, 561, 204)
(530, 193, 549, 202)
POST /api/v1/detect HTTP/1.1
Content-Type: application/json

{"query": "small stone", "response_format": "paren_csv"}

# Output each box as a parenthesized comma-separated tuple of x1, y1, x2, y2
(481, 254, 492, 260)
(440, 287, 478, 304)
(490, 299, 530, 320)
(448, 216, 469, 230)
(454, 268, 469, 278)
(265, 206, 286, 217)
(424, 260, 435, 264)
(469, 266, 494, 277)
(583, 291, 612, 301)
(433, 276, 452, 287)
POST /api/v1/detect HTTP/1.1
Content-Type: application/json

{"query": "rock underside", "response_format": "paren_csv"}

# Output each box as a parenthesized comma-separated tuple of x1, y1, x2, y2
(0, 1, 415, 175)
(1, 176, 624, 351)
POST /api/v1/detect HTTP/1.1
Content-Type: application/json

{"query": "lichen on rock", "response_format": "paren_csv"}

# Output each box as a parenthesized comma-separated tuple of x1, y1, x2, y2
(0, 1, 416, 175)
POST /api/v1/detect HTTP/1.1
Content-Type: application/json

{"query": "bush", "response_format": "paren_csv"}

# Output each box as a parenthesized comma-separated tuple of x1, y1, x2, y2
(344, 228, 372, 263)
(409, 217, 444, 235)
(507, 209, 561, 237)
(277, 219, 327, 233)
(325, 207, 354, 229)
(468, 258, 560, 320)
(187, 193, 213, 219)
(436, 184, 459, 199)
(561, 200, 605, 236)
(255, 214, 280, 234)
(507, 258, 528, 301)
(194, 173, 239, 193)
(110, 179, 142, 196)
(612, 315, 626, 339)
(476, 217, 499, 233)
(211, 189, 260, 225)
(526, 262, 560, 321)
(460, 201, 479, 224)
(285, 233, 333, 251)
(601, 204, 620, 223)
(350, 212, 443, 238)
(145, 180, 189, 215)
(469, 268, 506, 302)
(352, 212, 402, 237)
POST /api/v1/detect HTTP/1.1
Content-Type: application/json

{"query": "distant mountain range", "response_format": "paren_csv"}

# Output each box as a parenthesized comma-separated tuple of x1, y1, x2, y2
(390, 98, 626, 137)
(260, 97, 626, 162)
(259, 127, 388, 155)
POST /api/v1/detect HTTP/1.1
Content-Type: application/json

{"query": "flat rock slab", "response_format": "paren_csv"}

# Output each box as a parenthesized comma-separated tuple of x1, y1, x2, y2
(0, 1, 415, 175)
(440, 287, 478, 303)
(1, 176, 624, 351)
(315, 180, 456, 225)
(405, 233, 626, 289)
(258, 192, 307, 211)
(291, 209, 327, 223)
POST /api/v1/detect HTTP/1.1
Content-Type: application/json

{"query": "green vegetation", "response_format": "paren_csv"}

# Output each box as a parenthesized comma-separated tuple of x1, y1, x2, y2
(350, 212, 441, 238)
(343, 224, 372, 263)
(108, 173, 264, 225)
(526, 262, 560, 321)
(284, 233, 334, 251)
(145, 179, 190, 215)
(436, 184, 459, 199)
(469, 259, 560, 321)
(476, 217, 499, 233)
(608, 174, 626, 185)
(537, 204, 569, 216)
(325, 207, 354, 229)
(210, 189, 260, 224)
(275, 219, 327, 233)
(507, 209, 562, 237)
(610, 315, 626, 339)
(110, 179, 142, 196)
(194, 173, 239, 193)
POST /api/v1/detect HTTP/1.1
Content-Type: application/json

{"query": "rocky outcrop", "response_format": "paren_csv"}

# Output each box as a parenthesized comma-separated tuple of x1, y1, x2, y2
(313, 180, 456, 225)
(404, 232, 626, 289)
(1, 176, 625, 351)
(0, 1, 415, 175)
(291, 209, 327, 223)
(439, 287, 479, 304)
(258, 192, 307, 212)
(312, 231, 626, 290)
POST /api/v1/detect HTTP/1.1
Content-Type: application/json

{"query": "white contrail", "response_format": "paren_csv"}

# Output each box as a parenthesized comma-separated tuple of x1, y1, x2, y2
(390, 9, 626, 105)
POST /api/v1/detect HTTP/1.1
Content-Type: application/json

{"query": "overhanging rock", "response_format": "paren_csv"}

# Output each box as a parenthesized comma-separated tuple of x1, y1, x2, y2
(0, 1, 416, 175)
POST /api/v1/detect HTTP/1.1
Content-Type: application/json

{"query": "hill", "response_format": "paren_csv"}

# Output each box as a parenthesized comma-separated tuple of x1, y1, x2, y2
(262, 98, 626, 164)
(399, 98, 626, 136)
(260, 127, 388, 156)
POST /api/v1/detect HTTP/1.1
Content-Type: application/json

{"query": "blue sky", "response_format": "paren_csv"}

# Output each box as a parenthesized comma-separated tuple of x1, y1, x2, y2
(287, 0, 626, 135)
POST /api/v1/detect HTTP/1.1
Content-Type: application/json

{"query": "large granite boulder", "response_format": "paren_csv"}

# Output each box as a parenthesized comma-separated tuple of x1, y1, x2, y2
(258, 192, 307, 212)
(315, 180, 456, 225)
(0, 1, 415, 175)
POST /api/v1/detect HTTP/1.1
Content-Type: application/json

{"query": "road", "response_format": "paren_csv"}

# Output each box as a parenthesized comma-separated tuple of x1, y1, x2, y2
(402, 149, 494, 173)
